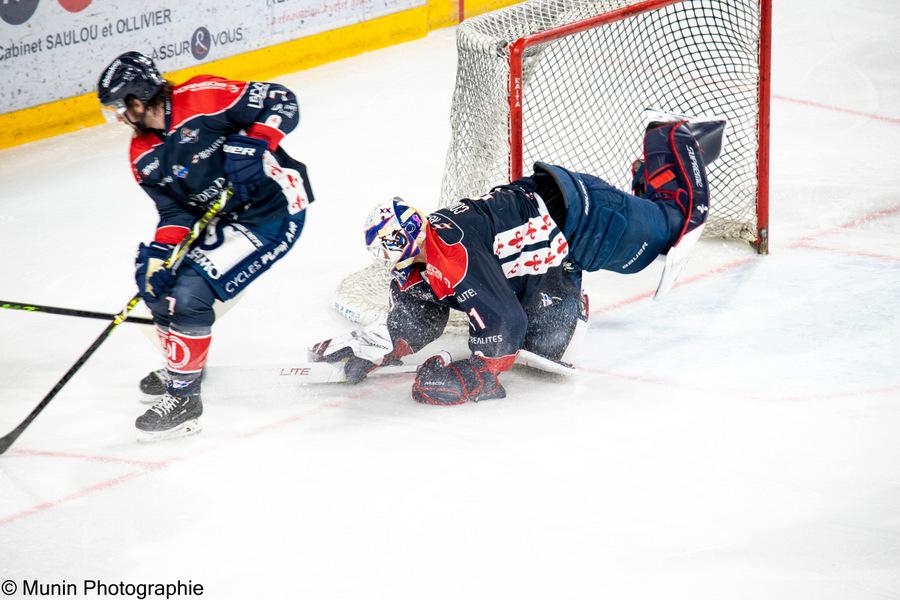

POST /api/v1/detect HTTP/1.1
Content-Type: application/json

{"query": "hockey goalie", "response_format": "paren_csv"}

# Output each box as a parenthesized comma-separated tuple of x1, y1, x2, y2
(310, 120, 714, 405)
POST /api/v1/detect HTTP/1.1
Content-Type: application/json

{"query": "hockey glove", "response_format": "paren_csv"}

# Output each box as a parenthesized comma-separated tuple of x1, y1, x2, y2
(135, 242, 176, 303)
(411, 355, 507, 405)
(223, 134, 269, 200)
(308, 321, 405, 384)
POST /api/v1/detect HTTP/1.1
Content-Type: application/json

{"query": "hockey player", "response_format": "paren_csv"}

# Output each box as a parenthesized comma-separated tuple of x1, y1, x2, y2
(310, 121, 709, 405)
(97, 51, 314, 440)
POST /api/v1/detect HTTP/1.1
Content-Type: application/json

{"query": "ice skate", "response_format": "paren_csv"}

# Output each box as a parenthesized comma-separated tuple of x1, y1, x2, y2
(139, 368, 206, 403)
(139, 368, 168, 403)
(136, 392, 203, 442)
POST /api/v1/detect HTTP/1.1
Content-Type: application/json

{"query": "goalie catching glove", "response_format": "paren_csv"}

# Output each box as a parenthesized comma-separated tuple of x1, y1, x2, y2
(412, 354, 507, 405)
(308, 321, 411, 384)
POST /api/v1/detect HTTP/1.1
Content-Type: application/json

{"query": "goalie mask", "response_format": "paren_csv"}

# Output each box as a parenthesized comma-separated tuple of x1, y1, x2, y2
(364, 197, 426, 285)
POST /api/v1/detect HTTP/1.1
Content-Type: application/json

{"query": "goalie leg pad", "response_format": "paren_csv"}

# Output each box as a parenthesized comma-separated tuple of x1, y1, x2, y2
(524, 272, 585, 362)
(641, 121, 710, 245)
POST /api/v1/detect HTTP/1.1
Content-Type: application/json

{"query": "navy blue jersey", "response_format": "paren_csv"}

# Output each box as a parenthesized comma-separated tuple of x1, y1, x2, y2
(384, 146, 699, 373)
(390, 179, 583, 367)
(128, 75, 311, 245)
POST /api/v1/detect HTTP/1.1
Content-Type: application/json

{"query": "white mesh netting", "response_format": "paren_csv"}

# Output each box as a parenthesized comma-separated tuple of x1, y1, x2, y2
(336, 0, 767, 325)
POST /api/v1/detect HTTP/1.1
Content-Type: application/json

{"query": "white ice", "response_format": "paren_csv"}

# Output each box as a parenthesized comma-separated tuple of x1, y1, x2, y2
(2, 1, 900, 598)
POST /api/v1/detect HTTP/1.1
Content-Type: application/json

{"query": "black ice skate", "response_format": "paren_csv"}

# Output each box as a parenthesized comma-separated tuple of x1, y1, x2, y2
(139, 368, 206, 403)
(139, 368, 168, 403)
(136, 392, 203, 442)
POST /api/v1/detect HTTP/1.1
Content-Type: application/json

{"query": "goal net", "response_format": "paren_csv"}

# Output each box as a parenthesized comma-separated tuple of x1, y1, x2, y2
(335, 0, 771, 326)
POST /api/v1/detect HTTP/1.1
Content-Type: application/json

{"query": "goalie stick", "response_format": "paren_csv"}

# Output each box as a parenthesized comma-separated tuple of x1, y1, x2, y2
(279, 363, 418, 383)
(0, 189, 230, 455)
(0, 300, 154, 325)
(273, 358, 439, 384)
(149, 353, 451, 393)
(269, 350, 572, 385)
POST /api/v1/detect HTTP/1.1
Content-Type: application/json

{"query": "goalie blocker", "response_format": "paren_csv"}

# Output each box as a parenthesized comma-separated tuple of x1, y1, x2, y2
(314, 119, 711, 404)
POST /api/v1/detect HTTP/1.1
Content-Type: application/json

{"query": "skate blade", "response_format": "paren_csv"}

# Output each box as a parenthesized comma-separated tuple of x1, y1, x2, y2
(136, 419, 202, 443)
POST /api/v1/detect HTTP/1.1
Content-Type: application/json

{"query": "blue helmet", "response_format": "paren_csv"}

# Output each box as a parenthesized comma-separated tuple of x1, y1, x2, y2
(97, 51, 164, 111)
(364, 197, 426, 285)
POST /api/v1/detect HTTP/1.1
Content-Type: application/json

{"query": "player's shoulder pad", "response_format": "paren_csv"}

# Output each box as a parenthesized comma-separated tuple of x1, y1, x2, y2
(129, 134, 163, 183)
(427, 203, 469, 245)
(424, 219, 469, 300)
(170, 75, 247, 127)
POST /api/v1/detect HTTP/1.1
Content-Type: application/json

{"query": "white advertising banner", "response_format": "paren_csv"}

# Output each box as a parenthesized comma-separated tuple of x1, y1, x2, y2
(0, 0, 424, 114)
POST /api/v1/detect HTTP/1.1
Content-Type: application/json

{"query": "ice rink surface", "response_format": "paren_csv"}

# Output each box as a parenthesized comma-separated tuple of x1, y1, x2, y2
(2, 1, 899, 598)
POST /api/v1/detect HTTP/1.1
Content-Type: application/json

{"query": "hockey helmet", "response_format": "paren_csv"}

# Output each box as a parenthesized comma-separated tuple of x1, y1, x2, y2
(364, 197, 426, 285)
(97, 51, 164, 122)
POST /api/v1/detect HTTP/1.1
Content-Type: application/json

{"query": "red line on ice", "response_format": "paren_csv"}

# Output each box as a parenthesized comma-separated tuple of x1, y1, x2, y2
(0, 379, 406, 527)
(592, 257, 756, 314)
(792, 202, 900, 245)
(11, 448, 167, 469)
(774, 94, 900, 125)
(0, 470, 148, 526)
(791, 241, 900, 262)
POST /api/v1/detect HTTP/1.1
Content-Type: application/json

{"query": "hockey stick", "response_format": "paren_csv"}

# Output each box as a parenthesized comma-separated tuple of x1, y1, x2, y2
(138, 360, 437, 405)
(1, 300, 155, 325)
(275, 362, 420, 384)
(274, 351, 460, 384)
(274, 349, 570, 384)
(0, 189, 230, 455)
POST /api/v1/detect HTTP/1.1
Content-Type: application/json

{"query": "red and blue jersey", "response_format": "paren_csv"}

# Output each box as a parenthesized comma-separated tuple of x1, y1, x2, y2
(128, 75, 310, 245)
(390, 179, 582, 370)
(386, 157, 688, 371)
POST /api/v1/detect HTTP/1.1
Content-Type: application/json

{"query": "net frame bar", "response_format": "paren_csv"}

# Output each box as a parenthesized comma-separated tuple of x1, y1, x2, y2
(506, 0, 772, 252)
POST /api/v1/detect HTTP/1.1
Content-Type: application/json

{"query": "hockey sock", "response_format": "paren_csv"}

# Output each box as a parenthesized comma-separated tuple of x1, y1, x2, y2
(165, 327, 211, 397)
(154, 324, 169, 357)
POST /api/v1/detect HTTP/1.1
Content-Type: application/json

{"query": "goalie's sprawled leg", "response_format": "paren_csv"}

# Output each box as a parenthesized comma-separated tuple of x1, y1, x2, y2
(534, 164, 672, 274)
(532, 120, 709, 277)
(632, 120, 710, 245)
(519, 267, 588, 371)
(632, 120, 712, 296)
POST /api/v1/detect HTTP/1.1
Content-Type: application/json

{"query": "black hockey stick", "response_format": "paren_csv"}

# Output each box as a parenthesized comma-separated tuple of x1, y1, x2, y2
(0, 189, 230, 455)
(1, 300, 155, 325)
